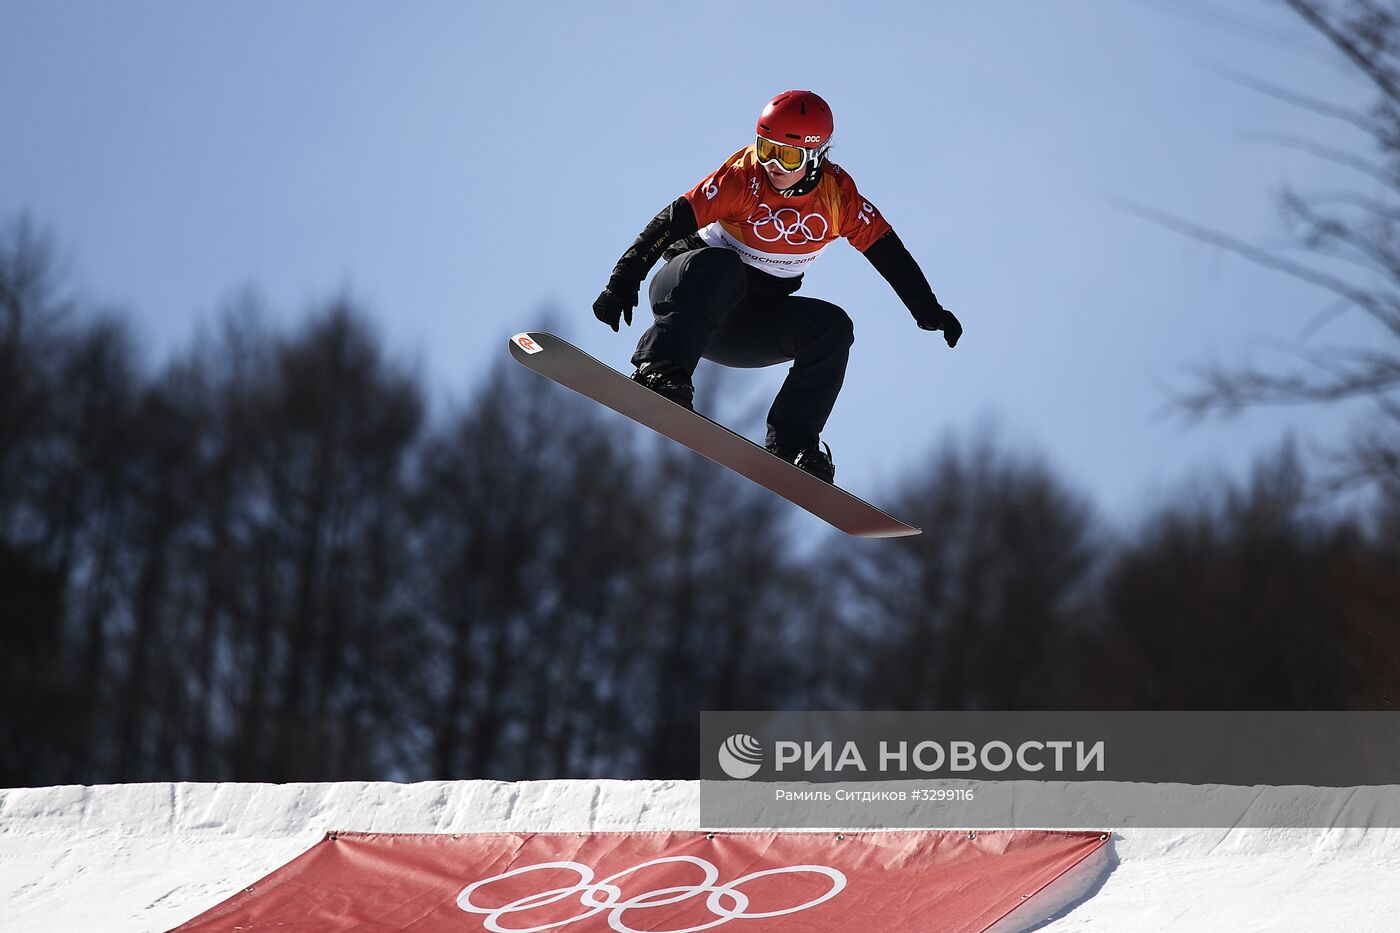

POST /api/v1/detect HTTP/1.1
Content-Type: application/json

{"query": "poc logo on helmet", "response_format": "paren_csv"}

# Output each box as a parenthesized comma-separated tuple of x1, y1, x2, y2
(804, 135, 822, 143)
(718, 733, 763, 779)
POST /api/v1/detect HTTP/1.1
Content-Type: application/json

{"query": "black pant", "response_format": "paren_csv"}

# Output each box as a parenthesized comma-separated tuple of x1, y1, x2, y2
(631, 247, 855, 450)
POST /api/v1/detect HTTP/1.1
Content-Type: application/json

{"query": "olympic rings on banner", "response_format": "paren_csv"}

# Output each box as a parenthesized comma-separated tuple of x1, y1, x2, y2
(457, 855, 847, 932)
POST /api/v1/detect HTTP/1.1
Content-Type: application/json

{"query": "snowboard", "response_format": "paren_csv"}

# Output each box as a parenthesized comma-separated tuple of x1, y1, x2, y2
(508, 332, 920, 538)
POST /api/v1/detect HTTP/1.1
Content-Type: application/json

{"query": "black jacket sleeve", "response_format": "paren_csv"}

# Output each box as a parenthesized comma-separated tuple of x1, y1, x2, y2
(607, 197, 699, 290)
(862, 229, 944, 325)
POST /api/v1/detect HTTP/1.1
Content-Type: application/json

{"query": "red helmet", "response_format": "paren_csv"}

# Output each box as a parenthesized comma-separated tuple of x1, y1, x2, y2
(756, 90, 834, 149)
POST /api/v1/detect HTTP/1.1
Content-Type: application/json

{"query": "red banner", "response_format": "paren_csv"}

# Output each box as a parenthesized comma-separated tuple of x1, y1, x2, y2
(176, 829, 1107, 932)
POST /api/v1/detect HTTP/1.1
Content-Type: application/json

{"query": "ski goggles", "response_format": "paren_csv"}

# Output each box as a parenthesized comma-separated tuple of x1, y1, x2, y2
(755, 135, 825, 172)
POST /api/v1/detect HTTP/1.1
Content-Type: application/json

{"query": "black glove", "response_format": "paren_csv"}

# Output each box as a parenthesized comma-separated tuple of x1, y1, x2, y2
(916, 302, 962, 348)
(592, 281, 638, 332)
(862, 230, 962, 349)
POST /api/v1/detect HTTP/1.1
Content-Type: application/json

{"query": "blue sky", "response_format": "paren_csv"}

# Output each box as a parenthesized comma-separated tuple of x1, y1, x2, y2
(1, 0, 1382, 525)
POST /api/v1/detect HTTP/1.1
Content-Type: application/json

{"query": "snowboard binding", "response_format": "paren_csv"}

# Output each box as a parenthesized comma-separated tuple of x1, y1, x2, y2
(766, 441, 836, 484)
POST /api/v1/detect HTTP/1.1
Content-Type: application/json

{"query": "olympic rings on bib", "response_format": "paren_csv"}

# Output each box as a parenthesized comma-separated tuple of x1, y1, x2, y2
(748, 204, 830, 247)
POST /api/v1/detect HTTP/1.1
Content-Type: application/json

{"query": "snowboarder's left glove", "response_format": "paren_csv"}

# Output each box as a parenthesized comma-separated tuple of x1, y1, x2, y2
(916, 302, 962, 348)
(593, 282, 638, 332)
(862, 229, 963, 348)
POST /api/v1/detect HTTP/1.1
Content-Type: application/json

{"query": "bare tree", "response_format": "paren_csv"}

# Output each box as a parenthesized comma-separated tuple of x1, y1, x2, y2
(222, 302, 427, 781)
(412, 346, 649, 779)
(829, 428, 1103, 711)
(1141, 1, 1400, 502)
(414, 344, 809, 781)
(1082, 442, 1396, 707)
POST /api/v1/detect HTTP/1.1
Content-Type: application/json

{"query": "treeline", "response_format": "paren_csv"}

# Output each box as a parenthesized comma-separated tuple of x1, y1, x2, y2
(2, 216, 1397, 787)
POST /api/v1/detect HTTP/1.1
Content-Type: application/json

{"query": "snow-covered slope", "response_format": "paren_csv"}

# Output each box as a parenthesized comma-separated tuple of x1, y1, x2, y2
(2, 781, 1398, 932)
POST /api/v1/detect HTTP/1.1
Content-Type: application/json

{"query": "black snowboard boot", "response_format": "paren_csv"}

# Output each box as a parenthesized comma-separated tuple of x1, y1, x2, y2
(631, 360, 695, 410)
(766, 440, 836, 484)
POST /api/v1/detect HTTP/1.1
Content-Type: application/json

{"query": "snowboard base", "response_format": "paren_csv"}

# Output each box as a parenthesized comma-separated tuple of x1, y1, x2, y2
(508, 332, 920, 538)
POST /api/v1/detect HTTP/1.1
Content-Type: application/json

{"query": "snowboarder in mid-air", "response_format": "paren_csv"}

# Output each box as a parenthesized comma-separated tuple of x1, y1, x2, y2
(592, 90, 962, 484)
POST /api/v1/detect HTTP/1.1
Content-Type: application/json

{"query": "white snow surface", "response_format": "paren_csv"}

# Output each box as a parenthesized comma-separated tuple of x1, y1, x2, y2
(1, 780, 1398, 932)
